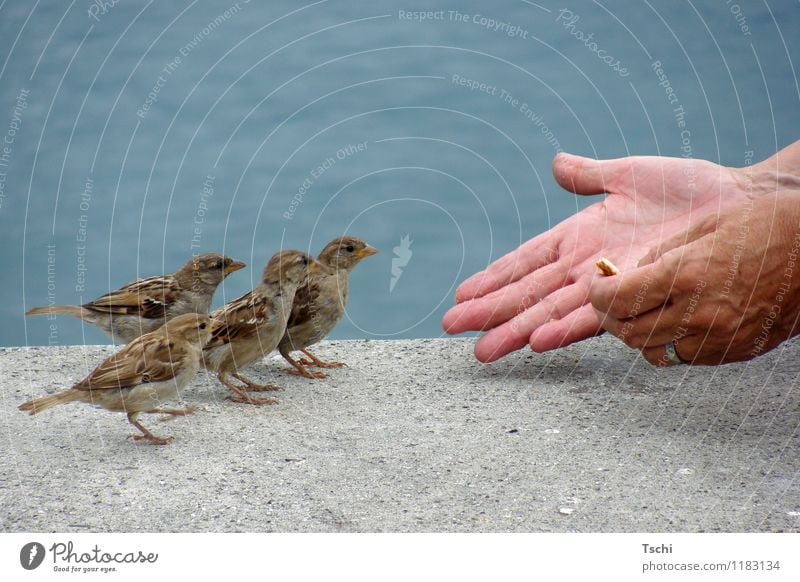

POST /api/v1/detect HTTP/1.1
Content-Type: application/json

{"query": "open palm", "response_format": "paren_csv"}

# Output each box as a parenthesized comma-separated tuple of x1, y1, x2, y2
(442, 152, 745, 362)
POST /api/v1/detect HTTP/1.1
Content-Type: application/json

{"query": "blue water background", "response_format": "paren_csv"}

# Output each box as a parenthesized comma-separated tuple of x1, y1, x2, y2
(0, 0, 798, 346)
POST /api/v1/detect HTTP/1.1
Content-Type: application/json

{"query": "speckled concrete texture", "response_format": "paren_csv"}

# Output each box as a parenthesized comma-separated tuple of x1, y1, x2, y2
(1, 337, 799, 532)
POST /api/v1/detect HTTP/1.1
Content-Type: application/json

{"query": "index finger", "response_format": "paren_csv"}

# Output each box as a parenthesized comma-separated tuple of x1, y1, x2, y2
(637, 213, 719, 267)
(454, 229, 560, 303)
(589, 255, 676, 319)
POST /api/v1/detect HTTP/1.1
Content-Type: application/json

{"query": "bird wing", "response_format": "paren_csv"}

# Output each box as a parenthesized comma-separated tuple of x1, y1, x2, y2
(73, 334, 186, 391)
(205, 289, 272, 348)
(286, 273, 321, 328)
(84, 275, 180, 319)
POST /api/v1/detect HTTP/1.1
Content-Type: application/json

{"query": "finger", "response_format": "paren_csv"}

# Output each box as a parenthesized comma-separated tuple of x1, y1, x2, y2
(443, 262, 570, 334)
(638, 213, 720, 267)
(473, 283, 589, 362)
(589, 254, 676, 319)
(641, 335, 698, 367)
(662, 305, 745, 366)
(454, 231, 560, 303)
(599, 304, 684, 349)
(551, 152, 631, 195)
(528, 303, 602, 352)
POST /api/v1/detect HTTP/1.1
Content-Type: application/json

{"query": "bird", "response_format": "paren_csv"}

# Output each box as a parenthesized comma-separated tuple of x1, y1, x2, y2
(202, 249, 316, 404)
(26, 253, 245, 343)
(18, 313, 215, 445)
(278, 236, 378, 379)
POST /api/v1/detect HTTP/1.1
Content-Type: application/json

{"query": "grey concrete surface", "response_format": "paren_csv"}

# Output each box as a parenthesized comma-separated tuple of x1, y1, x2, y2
(1, 337, 799, 532)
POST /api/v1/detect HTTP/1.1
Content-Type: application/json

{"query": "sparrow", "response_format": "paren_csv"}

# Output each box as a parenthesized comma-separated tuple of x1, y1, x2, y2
(19, 313, 214, 445)
(26, 253, 245, 343)
(278, 236, 378, 379)
(202, 250, 316, 404)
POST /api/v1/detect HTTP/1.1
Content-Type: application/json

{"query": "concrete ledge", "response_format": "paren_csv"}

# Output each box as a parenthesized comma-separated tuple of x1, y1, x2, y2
(1, 336, 799, 532)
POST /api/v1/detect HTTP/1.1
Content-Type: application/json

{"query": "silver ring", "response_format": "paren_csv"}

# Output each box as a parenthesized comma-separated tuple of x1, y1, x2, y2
(664, 341, 684, 366)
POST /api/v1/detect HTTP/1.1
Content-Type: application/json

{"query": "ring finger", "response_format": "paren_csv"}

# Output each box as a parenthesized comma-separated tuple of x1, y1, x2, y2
(599, 302, 687, 350)
(641, 335, 698, 366)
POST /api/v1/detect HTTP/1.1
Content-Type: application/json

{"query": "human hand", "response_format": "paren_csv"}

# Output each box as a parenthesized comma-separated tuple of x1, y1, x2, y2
(442, 152, 745, 362)
(590, 190, 800, 365)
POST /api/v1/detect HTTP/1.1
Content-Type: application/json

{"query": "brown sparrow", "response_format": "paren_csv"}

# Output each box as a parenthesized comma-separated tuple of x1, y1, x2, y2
(19, 313, 214, 445)
(26, 253, 245, 343)
(202, 250, 316, 404)
(279, 236, 378, 378)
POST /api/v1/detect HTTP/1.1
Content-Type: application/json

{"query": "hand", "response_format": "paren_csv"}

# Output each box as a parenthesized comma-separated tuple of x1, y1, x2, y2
(442, 152, 746, 362)
(590, 190, 800, 365)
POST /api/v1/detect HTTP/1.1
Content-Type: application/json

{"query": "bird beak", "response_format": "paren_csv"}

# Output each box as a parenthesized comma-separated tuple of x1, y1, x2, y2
(225, 260, 247, 275)
(210, 319, 224, 333)
(355, 245, 379, 259)
(309, 261, 318, 273)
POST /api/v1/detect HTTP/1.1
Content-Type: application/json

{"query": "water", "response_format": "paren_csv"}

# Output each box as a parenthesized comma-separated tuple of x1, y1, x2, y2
(0, 0, 798, 346)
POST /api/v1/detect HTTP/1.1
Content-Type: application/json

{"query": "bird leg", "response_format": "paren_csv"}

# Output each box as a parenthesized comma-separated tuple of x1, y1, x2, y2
(281, 348, 327, 379)
(148, 406, 197, 422)
(126, 412, 173, 445)
(298, 348, 347, 369)
(218, 372, 278, 405)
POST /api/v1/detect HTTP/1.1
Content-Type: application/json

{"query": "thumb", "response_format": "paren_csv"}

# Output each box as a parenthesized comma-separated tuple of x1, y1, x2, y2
(552, 152, 631, 195)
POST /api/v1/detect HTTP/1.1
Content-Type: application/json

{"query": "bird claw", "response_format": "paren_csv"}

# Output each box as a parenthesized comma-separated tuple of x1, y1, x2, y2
(232, 374, 281, 392)
(245, 384, 282, 392)
(299, 358, 346, 369)
(225, 394, 278, 405)
(128, 434, 174, 445)
(286, 367, 327, 379)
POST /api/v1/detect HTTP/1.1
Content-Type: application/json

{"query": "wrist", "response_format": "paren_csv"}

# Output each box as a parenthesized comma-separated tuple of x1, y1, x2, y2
(739, 139, 800, 195)
(775, 190, 800, 244)
(731, 167, 800, 199)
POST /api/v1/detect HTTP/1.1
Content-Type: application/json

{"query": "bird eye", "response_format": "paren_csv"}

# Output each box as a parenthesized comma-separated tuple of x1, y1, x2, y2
(302, 256, 309, 265)
(200, 323, 207, 330)
(346, 245, 355, 253)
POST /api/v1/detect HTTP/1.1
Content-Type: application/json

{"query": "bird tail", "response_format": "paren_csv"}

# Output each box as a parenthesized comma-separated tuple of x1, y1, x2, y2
(19, 390, 81, 415)
(26, 305, 88, 318)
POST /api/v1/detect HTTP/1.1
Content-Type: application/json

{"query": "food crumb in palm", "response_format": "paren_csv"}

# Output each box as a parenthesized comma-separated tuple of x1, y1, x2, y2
(596, 257, 619, 276)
